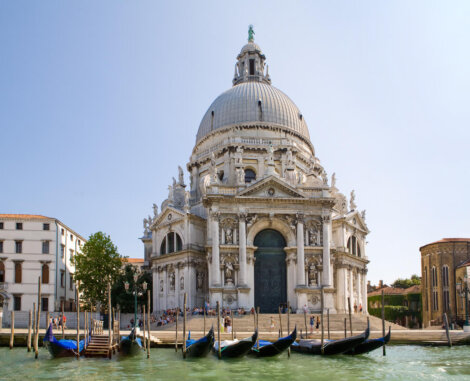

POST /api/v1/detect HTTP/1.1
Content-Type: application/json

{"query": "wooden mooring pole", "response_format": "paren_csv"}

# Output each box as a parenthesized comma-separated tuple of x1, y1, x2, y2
(183, 293, 187, 358)
(381, 289, 386, 356)
(175, 307, 179, 352)
(287, 301, 291, 358)
(107, 282, 111, 359)
(46, 311, 50, 331)
(147, 290, 151, 358)
(232, 309, 235, 339)
(217, 301, 221, 359)
(27, 309, 32, 352)
(344, 317, 347, 338)
(256, 306, 260, 349)
(203, 302, 206, 335)
(9, 311, 14, 349)
(443, 313, 452, 347)
(231, 309, 234, 340)
(348, 296, 353, 336)
(61, 302, 65, 339)
(143, 305, 146, 353)
(278, 306, 283, 337)
(35, 276, 42, 359)
(327, 308, 330, 340)
(76, 286, 80, 358)
(32, 303, 36, 351)
(304, 308, 308, 337)
(320, 287, 324, 354)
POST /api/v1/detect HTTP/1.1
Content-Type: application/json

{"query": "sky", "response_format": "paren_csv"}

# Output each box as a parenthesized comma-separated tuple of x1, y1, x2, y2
(1, 1, 469, 285)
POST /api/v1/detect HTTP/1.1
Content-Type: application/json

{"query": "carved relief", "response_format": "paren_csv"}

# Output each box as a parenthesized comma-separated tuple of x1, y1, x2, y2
(220, 217, 237, 244)
(159, 279, 164, 293)
(196, 271, 204, 290)
(180, 276, 184, 290)
(169, 271, 175, 291)
(305, 219, 322, 246)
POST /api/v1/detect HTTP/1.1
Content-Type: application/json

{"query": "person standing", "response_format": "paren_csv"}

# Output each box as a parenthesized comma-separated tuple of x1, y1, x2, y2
(315, 316, 320, 332)
(309, 315, 315, 334)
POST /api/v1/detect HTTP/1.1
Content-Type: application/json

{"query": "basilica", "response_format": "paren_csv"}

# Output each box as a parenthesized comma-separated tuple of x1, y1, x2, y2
(142, 30, 369, 314)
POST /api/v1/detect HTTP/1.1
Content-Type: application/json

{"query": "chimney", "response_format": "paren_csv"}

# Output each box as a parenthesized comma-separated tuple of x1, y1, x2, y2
(379, 280, 383, 289)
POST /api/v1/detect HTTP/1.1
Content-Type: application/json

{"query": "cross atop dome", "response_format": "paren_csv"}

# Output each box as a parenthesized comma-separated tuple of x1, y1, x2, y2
(233, 27, 271, 86)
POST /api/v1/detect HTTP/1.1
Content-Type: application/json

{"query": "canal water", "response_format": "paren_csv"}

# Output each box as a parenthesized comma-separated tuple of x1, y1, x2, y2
(0, 346, 469, 380)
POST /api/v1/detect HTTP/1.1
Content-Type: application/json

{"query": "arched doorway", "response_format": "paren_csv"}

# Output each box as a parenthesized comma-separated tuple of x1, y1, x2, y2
(254, 229, 287, 313)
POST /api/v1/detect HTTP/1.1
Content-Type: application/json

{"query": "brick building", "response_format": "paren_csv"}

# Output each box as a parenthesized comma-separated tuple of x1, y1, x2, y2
(420, 238, 470, 327)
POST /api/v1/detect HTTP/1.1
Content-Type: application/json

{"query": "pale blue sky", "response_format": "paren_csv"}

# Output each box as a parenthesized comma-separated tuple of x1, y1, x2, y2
(1, 1, 469, 284)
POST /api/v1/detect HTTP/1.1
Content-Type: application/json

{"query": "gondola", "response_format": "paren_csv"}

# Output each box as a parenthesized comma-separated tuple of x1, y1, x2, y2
(291, 323, 369, 355)
(185, 327, 215, 358)
(250, 327, 297, 357)
(213, 330, 258, 358)
(344, 326, 391, 355)
(43, 324, 85, 358)
(119, 327, 143, 356)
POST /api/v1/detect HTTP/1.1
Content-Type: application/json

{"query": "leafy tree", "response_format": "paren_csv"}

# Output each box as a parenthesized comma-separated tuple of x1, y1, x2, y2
(111, 264, 152, 313)
(72, 231, 125, 308)
(392, 274, 421, 289)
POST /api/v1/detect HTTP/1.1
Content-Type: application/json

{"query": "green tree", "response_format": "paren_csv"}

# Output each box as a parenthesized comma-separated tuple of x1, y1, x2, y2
(392, 274, 421, 289)
(72, 231, 125, 308)
(111, 264, 152, 313)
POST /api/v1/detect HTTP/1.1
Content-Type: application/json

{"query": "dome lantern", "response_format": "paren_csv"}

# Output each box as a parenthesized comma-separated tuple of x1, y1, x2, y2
(233, 26, 271, 86)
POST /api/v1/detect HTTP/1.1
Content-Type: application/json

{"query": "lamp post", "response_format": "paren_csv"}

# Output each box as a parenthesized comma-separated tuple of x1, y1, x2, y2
(124, 273, 147, 330)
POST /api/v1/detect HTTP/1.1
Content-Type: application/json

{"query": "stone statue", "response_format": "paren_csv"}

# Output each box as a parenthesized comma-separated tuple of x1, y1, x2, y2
(236, 167, 245, 184)
(361, 210, 366, 220)
(170, 272, 175, 291)
(184, 191, 190, 207)
(172, 177, 177, 187)
(197, 272, 204, 290)
(331, 173, 336, 188)
(168, 185, 174, 202)
(350, 190, 357, 210)
(308, 228, 318, 246)
(153, 203, 158, 217)
(248, 24, 255, 42)
(143, 218, 149, 234)
(234, 146, 243, 166)
(178, 166, 184, 185)
(159, 279, 164, 292)
(286, 149, 294, 167)
(267, 144, 274, 163)
(321, 170, 328, 185)
(180, 276, 184, 290)
(308, 264, 317, 286)
(225, 262, 234, 285)
(210, 152, 218, 184)
(148, 215, 152, 227)
(225, 228, 233, 244)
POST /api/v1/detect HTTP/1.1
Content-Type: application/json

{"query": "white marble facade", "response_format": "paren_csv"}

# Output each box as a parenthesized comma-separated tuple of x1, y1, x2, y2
(142, 33, 369, 314)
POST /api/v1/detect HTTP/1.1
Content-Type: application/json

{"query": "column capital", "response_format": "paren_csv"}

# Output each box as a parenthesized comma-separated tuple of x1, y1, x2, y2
(322, 215, 331, 223)
(296, 212, 305, 224)
(238, 212, 247, 221)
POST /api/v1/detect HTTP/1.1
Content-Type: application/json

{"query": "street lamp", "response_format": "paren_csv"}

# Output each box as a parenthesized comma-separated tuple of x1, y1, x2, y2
(124, 273, 145, 330)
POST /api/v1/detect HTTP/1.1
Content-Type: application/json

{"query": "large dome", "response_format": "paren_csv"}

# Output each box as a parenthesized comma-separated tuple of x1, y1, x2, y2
(196, 81, 310, 143)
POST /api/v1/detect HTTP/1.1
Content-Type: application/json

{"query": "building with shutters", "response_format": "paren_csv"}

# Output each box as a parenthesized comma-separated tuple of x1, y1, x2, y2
(0, 214, 86, 318)
(142, 29, 370, 314)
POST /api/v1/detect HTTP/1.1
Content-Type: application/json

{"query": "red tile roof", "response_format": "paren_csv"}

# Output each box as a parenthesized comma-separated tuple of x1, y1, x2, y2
(368, 285, 421, 297)
(0, 214, 51, 219)
(420, 238, 470, 250)
(122, 258, 145, 264)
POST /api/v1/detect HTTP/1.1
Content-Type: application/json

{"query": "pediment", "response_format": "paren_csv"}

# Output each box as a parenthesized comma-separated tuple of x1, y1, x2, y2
(344, 211, 369, 233)
(237, 176, 307, 199)
(152, 206, 185, 228)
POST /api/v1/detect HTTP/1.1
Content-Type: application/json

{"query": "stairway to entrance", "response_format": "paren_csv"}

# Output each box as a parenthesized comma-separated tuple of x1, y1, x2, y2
(153, 313, 407, 333)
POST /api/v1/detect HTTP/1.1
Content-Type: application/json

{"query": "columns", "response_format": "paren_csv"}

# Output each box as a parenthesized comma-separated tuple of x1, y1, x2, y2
(349, 266, 353, 307)
(153, 269, 158, 313)
(358, 271, 362, 309)
(163, 266, 168, 310)
(336, 265, 347, 313)
(362, 269, 368, 314)
(322, 215, 331, 287)
(175, 265, 180, 308)
(211, 212, 221, 286)
(238, 213, 247, 286)
(296, 215, 305, 286)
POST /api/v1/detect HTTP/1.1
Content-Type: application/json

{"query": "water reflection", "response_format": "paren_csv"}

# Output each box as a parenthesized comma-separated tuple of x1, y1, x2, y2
(0, 346, 469, 381)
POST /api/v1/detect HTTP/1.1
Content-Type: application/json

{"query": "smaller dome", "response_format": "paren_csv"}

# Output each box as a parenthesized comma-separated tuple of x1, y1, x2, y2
(240, 42, 262, 55)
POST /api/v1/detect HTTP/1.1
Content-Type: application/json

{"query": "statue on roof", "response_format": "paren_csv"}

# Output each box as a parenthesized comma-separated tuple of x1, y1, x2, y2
(248, 25, 255, 42)
(153, 203, 158, 217)
(350, 190, 357, 211)
(178, 165, 185, 186)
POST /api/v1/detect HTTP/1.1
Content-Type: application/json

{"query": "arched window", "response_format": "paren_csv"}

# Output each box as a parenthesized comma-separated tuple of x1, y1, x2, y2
(431, 266, 438, 311)
(160, 236, 166, 255)
(42, 264, 49, 284)
(442, 265, 450, 312)
(160, 232, 183, 255)
(347, 236, 359, 256)
(244, 169, 256, 183)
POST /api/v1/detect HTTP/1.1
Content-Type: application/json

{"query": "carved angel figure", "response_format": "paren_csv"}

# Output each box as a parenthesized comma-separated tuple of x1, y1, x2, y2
(197, 272, 204, 290)
(234, 146, 243, 165)
(153, 203, 158, 217)
(225, 228, 233, 244)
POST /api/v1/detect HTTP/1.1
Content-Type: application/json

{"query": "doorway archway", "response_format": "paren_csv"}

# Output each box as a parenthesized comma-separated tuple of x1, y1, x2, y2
(254, 229, 287, 313)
